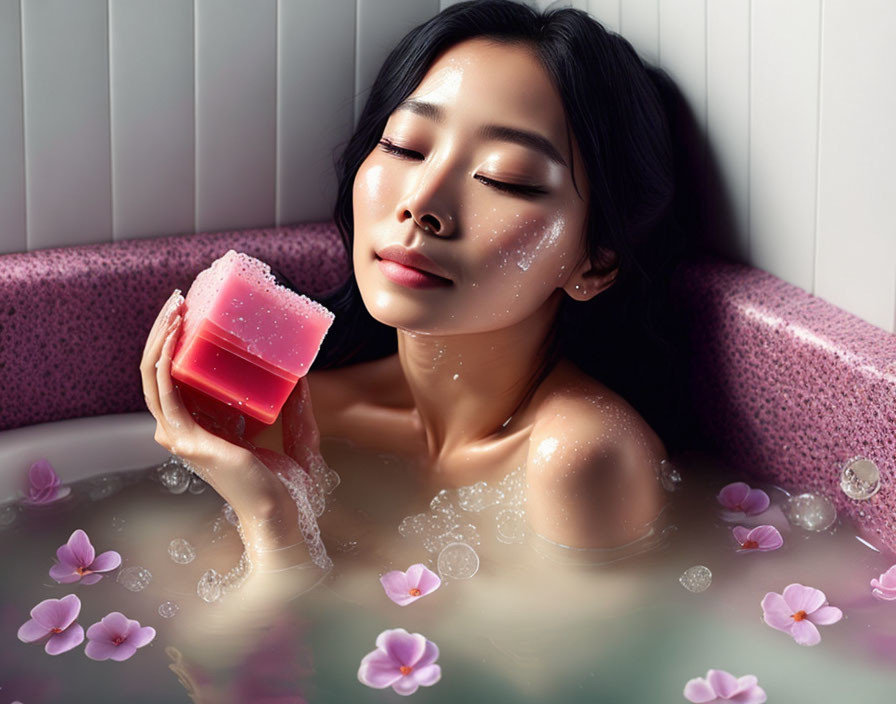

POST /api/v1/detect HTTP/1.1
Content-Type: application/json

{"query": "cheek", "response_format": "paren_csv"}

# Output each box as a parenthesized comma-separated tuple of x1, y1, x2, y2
(470, 211, 574, 287)
(353, 163, 391, 220)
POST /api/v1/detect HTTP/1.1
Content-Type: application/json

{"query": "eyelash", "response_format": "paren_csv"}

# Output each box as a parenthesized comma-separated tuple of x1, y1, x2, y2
(377, 140, 546, 197)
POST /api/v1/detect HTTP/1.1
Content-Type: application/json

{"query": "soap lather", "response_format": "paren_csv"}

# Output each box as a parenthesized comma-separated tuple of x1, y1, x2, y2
(171, 250, 334, 439)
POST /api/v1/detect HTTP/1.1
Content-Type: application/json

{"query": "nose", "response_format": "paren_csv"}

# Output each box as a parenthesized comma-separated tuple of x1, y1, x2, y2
(396, 159, 457, 238)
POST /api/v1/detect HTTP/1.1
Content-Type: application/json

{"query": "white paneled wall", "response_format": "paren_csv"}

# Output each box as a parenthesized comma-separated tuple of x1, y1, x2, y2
(0, 0, 893, 333)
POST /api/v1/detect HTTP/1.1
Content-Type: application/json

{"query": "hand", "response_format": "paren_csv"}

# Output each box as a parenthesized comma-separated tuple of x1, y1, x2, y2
(140, 291, 309, 563)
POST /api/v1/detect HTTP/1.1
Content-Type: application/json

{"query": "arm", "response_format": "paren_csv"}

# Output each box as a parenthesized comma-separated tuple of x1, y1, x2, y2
(525, 400, 666, 549)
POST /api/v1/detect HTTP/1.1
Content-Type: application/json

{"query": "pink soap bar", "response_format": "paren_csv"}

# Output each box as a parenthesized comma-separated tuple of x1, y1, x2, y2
(171, 250, 334, 426)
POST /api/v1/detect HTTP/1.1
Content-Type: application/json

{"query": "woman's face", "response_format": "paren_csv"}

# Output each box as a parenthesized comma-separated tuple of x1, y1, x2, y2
(352, 37, 590, 335)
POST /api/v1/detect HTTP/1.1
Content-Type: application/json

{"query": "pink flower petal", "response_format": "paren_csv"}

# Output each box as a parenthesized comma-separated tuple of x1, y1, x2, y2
(56, 544, 79, 569)
(392, 675, 422, 696)
(683, 677, 716, 703)
(761, 592, 795, 631)
(45, 623, 84, 655)
(740, 489, 770, 516)
(730, 682, 768, 704)
(90, 550, 122, 573)
(358, 649, 403, 689)
(380, 571, 415, 606)
(718, 482, 750, 509)
(377, 628, 427, 667)
(99, 611, 129, 637)
(66, 530, 96, 568)
(30, 594, 81, 631)
(879, 565, 896, 588)
(782, 583, 826, 614)
(108, 643, 138, 662)
(732, 526, 752, 544)
(750, 525, 783, 551)
(411, 663, 442, 687)
(127, 625, 156, 649)
(80, 573, 104, 586)
(809, 605, 843, 625)
(85, 639, 122, 661)
(49, 563, 80, 583)
(17, 618, 51, 643)
(707, 668, 739, 698)
(790, 619, 821, 646)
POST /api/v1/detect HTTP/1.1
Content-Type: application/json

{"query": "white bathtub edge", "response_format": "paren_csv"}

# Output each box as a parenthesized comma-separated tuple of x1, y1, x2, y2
(0, 413, 170, 501)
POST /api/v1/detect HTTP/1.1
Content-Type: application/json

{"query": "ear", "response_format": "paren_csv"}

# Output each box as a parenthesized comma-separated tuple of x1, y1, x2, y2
(561, 249, 618, 302)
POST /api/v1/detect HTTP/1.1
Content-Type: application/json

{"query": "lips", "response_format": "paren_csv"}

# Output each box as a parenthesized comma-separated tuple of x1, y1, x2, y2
(374, 245, 452, 282)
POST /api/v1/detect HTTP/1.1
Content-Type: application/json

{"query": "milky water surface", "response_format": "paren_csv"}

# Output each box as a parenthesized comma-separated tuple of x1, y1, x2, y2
(2, 442, 895, 703)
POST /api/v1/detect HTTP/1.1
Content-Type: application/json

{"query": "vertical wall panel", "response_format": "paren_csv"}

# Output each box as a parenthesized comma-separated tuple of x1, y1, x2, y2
(750, 0, 820, 292)
(619, 0, 659, 66)
(195, 0, 277, 233)
(814, 0, 896, 333)
(588, 0, 621, 32)
(110, 0, 194, 240)
(277, 0, 355, 225)
(0, 0, 26, 254)
(658, 0, 705, 129)
(355, 0, 441, 129)
(706, 0, 751, 262)
(22, 0, 112, 250)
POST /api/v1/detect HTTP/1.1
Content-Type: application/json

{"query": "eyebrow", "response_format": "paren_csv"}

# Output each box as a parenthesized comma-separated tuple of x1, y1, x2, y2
(395, 98, 568, 168)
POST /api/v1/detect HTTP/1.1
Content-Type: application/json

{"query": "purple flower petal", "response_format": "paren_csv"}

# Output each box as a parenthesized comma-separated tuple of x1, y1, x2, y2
(411, 663, 442, 687)
(380, 564, 441, 606)
(410, 564, 441, 595)
(45, 623, 84, 655)
(392, 674, 422, 696)
(108, 643, 138, 662)
(56, 544, 79, 569)
(90, 550, 122, 572)
(740, 489, 770, 516)
(377, 628, 427, 667)
(415, 638, 440, 669)
(30, 594, 81, 631)
(17, 618, 51, 643)
(49, 563, 81, 583)
(85, 639, 122, 662)
(718, 482, 750, 509)
(27, 459, 61, 503)
(809, 605, 843, 625)
(683, 677, 717, 703)
(99, 611, 130, 636)
(127, 625, 156, 649)
(790, 619, 821, 646)
(707, 669, 739, 698)
(380, 571, 415, 606)
(750, 525, 783, 550)
(358, 649, 404, 689)
(761, 592, 795, 631)
(732, 526, 751, 544)
(80, 573, 104, 586)
(66, 530, 96, 568)
(782, 583, 826, 614)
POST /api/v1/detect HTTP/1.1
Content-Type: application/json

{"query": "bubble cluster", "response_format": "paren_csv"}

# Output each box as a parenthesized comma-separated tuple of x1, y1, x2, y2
(188, 476, 208, 495)
(437, 542, 480, 580)
(196, 552, 252, 603)
(158, 458, 191, 494)
(158, 601, 180, 619)
(839, 457, 881, 501)
(784, 492, 837, 531)
(398, 465, 528, 555)
(679, 565, 712, 593)
(118, 566, 152, 592)
(168, 538, 196, 564)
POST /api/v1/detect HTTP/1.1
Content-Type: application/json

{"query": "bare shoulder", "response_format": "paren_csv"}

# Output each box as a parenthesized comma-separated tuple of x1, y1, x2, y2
(524, 360, 667, 549)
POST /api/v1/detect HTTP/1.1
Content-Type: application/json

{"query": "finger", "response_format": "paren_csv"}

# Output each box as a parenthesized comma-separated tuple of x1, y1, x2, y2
(156, 316, 194, 432)
(142, 289, 184, 360)
(141, 303, 184, 420)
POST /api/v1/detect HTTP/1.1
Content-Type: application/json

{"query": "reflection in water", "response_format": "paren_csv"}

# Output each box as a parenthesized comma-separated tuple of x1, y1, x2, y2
(1, 443, 896, 703)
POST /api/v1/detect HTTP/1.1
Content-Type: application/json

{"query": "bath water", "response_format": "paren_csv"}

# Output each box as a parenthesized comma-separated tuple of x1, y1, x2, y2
(2, 439, 895, 703)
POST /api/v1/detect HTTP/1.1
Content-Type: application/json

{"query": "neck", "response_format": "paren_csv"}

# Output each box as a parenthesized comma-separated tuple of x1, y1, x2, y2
(396, 292, 562, 468)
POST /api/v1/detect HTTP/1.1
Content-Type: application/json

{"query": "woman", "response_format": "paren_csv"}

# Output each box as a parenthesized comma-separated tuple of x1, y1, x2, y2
(141, 0, 686, 578)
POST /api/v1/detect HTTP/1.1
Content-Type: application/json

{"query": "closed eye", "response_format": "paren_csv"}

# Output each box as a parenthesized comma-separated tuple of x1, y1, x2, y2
(378, 139, 547, 197)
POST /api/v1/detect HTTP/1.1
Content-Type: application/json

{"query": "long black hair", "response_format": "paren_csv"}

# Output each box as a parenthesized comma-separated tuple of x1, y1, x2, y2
(311, 0, 699, 452)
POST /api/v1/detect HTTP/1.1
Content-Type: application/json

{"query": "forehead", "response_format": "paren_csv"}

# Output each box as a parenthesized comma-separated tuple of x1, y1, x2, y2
(403, 38, 568, 141)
